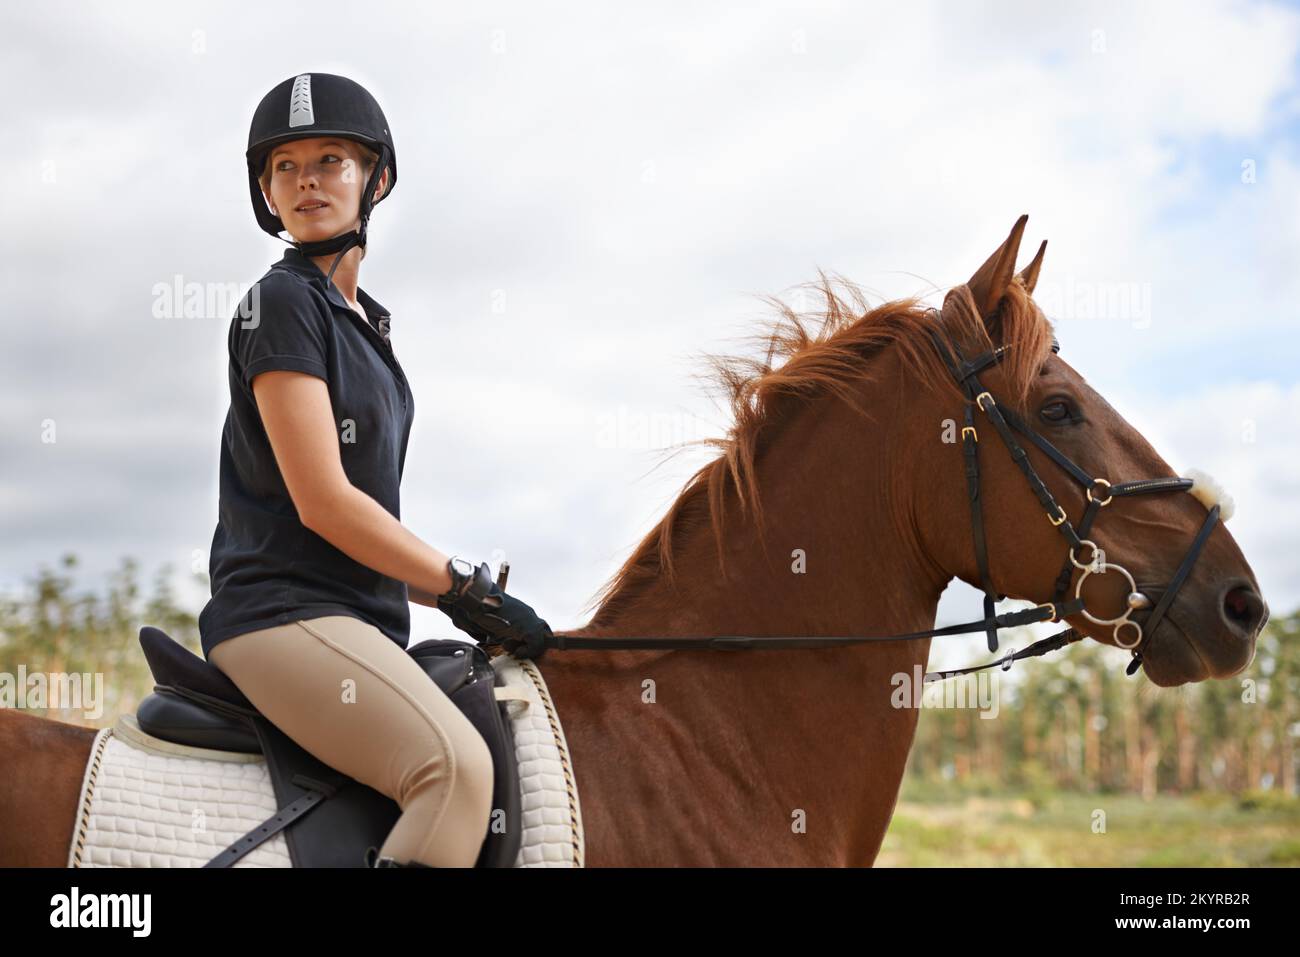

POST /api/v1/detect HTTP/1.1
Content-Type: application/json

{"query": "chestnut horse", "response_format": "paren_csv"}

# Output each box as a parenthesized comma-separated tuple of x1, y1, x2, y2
(0, 216, 1267, 866)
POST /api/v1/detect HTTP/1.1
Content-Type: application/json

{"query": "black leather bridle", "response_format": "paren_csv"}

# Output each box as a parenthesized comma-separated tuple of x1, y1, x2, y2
(539, 314, 1223, 683)
(918, 316, 1221, 680)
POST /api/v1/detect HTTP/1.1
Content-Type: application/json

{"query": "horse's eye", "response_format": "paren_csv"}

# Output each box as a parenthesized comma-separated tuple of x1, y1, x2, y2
(1040, 401, 1072, 422)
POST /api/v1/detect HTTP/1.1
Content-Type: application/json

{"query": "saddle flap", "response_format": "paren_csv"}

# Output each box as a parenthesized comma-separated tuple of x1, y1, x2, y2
(404, 639, 523, 866)
(251, 714, 399, 868)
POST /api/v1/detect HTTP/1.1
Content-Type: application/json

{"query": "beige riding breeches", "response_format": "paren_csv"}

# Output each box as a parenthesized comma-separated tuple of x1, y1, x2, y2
(207, 615, 495, 867)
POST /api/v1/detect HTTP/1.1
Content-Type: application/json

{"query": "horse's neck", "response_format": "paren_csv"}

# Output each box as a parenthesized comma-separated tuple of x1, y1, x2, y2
(544, 351, 950, 864)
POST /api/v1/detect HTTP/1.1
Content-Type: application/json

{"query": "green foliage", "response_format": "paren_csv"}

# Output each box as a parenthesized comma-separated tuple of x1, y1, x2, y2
(0, 552, 203, 728)
(1237, 789, 1300, 813)
(880, 790, 1300, 867)
(1014, 759, 1057, 810)
(2, 552, 1296, 809)
(1264, 840, 1300, 864)
(904, 609, 1300, 799)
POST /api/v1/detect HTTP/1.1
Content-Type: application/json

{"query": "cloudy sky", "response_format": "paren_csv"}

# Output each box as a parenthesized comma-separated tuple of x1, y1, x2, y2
(2, 0, 1298, 671)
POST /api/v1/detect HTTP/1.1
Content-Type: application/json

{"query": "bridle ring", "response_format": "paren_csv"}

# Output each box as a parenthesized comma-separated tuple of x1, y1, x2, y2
(1069, 539, 1102, 571)
(1074, 559, 1140, 627)
(1087, 478, 1114, 506)
(1113, 619, 1143, 649)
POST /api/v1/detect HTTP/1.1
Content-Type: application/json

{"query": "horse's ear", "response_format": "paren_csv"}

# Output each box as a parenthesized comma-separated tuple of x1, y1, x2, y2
(1016, 239, 1047, 296)
(966, 214, 1028, 320)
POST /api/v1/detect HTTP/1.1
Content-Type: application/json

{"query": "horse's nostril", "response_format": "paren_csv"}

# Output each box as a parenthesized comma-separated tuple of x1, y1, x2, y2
(1223, 584, 1265, 636)
(1225, 589, 1248, 619)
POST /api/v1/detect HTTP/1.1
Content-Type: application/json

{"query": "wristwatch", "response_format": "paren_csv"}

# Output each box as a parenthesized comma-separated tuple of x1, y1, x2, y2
(440, 556, 475, 601)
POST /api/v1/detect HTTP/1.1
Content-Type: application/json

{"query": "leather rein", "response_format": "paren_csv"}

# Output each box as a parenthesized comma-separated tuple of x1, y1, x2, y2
(538, 315, 1221, 683)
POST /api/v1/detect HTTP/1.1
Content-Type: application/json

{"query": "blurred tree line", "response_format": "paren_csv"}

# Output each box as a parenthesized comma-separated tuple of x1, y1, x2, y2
(909, 611, 1299, 800)
(0, 553, 200, 728)
(0, 552, 1296, 800)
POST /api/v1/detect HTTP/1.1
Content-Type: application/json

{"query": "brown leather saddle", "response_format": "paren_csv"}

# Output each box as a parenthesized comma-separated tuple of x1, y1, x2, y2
(134, 626, 522, 868)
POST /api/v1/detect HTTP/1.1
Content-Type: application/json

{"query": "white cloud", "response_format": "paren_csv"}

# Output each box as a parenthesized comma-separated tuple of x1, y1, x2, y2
(2, 0, 1298, 648)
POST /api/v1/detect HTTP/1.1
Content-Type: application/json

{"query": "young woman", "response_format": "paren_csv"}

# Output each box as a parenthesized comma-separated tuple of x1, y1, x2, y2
(198, 73, 553, 868)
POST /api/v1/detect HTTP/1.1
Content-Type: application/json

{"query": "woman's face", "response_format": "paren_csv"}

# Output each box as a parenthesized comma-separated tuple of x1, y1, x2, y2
(261, 136, 388, 242)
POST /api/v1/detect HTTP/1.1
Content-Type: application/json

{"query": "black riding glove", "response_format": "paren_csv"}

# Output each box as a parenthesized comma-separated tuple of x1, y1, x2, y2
(436, 561, 553, 661)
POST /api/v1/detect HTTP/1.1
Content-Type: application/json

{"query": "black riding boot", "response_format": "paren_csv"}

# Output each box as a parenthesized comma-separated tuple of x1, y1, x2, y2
(365, 845, 433, 868)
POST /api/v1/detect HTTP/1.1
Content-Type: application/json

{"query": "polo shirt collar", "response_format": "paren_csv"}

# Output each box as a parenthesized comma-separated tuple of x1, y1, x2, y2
(276, 246, 391, 322)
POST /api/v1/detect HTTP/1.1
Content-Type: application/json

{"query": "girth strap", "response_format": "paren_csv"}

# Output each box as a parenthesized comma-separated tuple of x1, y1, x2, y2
(203, 771, 346, 868)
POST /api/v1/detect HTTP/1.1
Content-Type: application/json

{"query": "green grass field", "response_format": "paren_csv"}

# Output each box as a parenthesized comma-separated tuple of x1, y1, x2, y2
(877, 786, 1300, 867)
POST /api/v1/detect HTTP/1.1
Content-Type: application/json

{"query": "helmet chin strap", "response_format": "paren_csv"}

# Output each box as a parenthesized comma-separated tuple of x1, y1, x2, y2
(284, 212, 366, 288)
(267, 215, 363, 288)
(298, 226, 363, 288)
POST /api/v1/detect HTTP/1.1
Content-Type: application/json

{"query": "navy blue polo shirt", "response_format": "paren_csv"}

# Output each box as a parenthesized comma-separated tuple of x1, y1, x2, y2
(199, 247, 416, 661)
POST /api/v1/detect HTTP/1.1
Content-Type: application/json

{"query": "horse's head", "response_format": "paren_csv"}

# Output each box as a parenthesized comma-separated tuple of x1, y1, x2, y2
(917, 216, 1266, 687)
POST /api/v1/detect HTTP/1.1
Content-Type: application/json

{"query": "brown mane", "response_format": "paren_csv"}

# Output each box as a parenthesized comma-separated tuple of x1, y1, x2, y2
(580, 271, 1055, 626)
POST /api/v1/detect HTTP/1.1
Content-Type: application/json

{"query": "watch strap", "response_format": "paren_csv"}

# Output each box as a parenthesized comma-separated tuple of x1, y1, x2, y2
(439, 559, 494, 608)
(438, 556, 472, 603)
(455, 561, 496, 609)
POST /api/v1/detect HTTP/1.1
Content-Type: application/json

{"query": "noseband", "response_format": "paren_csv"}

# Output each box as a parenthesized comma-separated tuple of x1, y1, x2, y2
(921, 316, 1222, 678)
(535, 314, 1223, 683)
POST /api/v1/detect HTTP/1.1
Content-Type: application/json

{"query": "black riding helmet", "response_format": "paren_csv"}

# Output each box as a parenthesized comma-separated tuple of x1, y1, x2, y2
(246, 73, 397, 285)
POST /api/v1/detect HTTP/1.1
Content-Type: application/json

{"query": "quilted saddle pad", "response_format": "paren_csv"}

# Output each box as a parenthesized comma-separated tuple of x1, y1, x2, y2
(67, 655, 583, 867)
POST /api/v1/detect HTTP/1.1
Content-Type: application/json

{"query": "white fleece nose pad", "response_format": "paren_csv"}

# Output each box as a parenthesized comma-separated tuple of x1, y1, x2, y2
(1184, 467, 1234, 521)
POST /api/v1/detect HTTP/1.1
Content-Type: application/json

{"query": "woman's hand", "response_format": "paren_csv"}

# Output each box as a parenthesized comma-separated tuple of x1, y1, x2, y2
(436, 561, 553, 660)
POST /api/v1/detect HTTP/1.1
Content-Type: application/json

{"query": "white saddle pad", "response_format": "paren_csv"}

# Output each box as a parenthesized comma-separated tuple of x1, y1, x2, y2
(67, 654, 583, 867)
